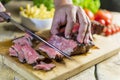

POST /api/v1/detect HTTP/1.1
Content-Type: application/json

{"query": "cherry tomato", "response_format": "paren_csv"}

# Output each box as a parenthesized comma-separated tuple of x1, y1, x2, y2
(105, 19, 111, 26)
(115, 25, 120, 33)
(98, 19, 106, 25)
(104, 27, 112, 36)
(118, 27, 120, 32)
(84, 8, 95, 20)
(111, 27, 116, 34)
(95, 10, 113, 26)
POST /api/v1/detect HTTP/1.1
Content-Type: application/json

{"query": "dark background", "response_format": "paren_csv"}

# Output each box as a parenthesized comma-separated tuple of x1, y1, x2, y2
(100, 0, 120, 12)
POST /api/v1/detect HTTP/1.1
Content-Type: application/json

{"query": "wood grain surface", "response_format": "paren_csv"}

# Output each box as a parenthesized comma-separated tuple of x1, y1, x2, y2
(0, 32, 120, 80)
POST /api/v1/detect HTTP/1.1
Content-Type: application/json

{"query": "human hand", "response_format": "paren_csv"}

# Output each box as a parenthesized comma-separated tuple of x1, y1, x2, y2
(51, 4, 93, 44)
(0, 2, 6, 22)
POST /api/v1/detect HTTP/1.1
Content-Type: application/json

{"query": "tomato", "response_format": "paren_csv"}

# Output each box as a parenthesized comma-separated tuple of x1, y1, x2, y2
(114, 24, 120, 33)
(95, 10, 113, 26)
(105, 19, 111, 26)
(119, 27, 120, 32)
(104, 27, 112, 36)
(111, 27, 116, 34)
(98, 19, 106, 25)
(84, 8, 95, 20)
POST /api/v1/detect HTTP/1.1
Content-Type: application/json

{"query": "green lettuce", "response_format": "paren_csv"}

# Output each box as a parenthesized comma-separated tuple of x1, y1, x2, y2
(33, 0, 100, 13)
(73, 0, 101, 13)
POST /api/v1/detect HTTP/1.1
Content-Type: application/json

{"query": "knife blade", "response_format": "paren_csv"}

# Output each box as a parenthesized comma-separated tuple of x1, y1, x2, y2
(0, 12, 72, 60)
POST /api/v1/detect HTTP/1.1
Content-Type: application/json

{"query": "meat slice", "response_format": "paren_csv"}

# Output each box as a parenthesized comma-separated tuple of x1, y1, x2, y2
(33, 62, 55, 71)
(9, 47, 18, 57)
(12, 44, 25, 63)
(91, 21, 104, 34)
(38, 35, 94, 59)
(39, 43, 62, 59)
(38, 35, 77, 60)
(13, 34, 33, 46)
(48, 35, 77, 54)
(22, 44, 45, 64)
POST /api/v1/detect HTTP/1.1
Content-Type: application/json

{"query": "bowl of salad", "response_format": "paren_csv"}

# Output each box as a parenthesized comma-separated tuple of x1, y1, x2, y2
(20, 4, 55, 32)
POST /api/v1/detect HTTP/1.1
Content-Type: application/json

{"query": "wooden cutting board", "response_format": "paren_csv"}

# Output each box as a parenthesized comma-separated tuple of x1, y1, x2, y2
(0, 31, 120, 80)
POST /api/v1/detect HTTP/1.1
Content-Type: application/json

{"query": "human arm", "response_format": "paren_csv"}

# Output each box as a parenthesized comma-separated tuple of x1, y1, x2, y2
(51, 0, 93, 44)
(0, 2, 6, 22)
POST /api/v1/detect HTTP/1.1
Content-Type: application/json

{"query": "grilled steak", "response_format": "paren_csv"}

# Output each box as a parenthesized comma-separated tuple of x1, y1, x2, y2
(38, 35, 94, 61)
(91, 21, 104, 34)
(33, 62, 55, 71)
(21, 44, 45, 64)
(9, 47, 18, 57)
(13, 34, 33, 46)
(9, 34, 45, 64)
(9, 33, 56, 71)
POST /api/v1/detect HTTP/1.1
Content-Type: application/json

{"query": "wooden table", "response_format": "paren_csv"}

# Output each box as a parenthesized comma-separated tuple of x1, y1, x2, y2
(0, 1, 120, 80)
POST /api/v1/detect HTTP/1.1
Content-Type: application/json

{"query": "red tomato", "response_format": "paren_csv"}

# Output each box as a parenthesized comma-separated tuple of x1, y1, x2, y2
(105, 19, 111, 26)
(111, 27, 116, 34)
(118, 27, 120, 32)
(114, 25, 120, 33)
(104, 27, 112, 36)
(95, 10, 113, 26)
(98, 19, 106, 25)
(84, 8, 95, 20)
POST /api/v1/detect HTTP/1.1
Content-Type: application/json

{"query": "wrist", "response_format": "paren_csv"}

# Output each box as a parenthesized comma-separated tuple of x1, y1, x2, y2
(54, 0, 73, 9)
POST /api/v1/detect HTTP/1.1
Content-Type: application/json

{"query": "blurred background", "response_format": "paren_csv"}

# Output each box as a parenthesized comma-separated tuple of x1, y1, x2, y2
(1, 0, 120, 12)
(100, 0, 120, 12)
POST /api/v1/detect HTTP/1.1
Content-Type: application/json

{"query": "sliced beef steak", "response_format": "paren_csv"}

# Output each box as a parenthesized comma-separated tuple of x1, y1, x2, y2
(38, 35, 94, 60)
(13, 44, 25, 63)
(9, 33, 56, 71)
(91, 21, 104, 34)
(33, 62, 55, 71)
(21, 44, 45, 64)
(38, 35, 77, 60)
(9, 46, 18, 57)
(13, 34, 33, 46)
(9, 34, 45, 64)
(39, 43, 63, 59)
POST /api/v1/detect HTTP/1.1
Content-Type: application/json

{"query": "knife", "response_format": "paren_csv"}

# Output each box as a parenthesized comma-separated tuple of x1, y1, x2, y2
(0, 12, 72, 60)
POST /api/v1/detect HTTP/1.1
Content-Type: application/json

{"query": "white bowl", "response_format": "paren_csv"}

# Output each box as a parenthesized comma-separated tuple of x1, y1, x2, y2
(20, 14, 53, 32)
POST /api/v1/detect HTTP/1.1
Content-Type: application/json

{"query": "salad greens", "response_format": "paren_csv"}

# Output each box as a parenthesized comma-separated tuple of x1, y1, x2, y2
(33, 0, 100, 13)
(73, 0, 101, 13)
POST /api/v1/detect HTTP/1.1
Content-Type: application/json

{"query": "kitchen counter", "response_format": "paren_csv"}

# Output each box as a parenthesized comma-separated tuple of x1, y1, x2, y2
(0, 1, 120, 80)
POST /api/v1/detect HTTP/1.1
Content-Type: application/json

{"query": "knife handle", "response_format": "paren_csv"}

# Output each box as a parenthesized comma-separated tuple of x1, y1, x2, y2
(0, 12, 11, 22)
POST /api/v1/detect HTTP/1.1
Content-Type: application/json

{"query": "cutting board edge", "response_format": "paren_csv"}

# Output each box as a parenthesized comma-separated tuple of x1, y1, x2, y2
(2, 55, 41, 80)
(51, 48, 120, 80)
(1, 47, 120, 80)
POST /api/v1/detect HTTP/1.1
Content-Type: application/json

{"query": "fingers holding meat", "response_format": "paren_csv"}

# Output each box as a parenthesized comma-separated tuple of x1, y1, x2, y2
(77, 7, 92, 44)
(0, 2, 6, 22)
(64, 5, 77, 38)
(51, 5, 93, 44)
(51, 7, 67, 35)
